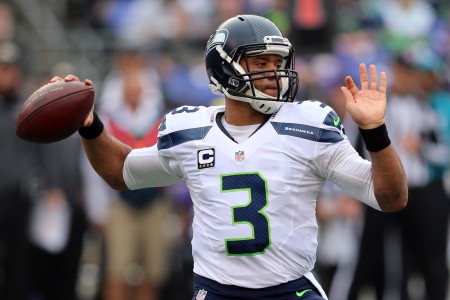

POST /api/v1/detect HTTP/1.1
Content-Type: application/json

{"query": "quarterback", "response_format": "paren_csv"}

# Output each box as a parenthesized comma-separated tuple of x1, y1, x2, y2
(54, 15, 407, 300)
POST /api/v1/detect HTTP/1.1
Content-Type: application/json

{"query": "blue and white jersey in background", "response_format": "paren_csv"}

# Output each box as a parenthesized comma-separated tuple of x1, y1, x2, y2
(123, 101, 378, 291)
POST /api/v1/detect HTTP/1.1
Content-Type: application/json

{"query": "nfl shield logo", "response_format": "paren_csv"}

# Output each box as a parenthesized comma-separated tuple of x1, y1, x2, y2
(196, 289, 207, 300)
(235, 150, 245, 161)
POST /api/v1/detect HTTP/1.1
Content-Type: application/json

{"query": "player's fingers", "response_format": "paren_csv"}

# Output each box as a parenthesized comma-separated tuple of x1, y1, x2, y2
(369, 64, 378, 90)
(64, 74, 80, 82)
(82, 106, 95, 127)
(379, 71, 387, 95)
(84, 79, 93, 86)
(50, 76, 63, 83)
(359, 63, 369, 90)
(345, 76, 359, 96)
(340, 86, 355, 103)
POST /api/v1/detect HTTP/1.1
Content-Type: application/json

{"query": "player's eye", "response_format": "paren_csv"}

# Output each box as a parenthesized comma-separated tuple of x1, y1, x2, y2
(254, 62, 266, 68)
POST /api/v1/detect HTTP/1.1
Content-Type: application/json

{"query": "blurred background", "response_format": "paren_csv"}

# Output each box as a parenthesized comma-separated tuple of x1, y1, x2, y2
(0, 0, 450, 300)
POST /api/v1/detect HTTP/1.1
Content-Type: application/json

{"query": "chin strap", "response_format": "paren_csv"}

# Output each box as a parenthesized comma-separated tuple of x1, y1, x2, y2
(250, 99, 282, 114)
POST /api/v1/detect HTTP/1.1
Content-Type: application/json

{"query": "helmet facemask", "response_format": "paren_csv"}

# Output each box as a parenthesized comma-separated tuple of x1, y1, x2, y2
(208, 37, 298, 114)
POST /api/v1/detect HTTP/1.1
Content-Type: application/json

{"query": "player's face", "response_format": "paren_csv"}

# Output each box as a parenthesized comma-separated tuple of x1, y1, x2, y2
(240, 54, 284, 98)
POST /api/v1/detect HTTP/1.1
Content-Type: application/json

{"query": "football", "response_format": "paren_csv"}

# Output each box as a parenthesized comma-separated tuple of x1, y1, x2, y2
(16, 80, 95, 143)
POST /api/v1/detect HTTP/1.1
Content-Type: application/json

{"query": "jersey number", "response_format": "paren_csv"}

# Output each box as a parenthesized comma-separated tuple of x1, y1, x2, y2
(221, 172, 271, 256)
(171, 106, 200, 114)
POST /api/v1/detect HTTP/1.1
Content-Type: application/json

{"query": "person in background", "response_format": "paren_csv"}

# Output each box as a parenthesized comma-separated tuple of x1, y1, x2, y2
(0, 40, 35, 300)
(28, 130, 87, 300)
(81, 47, 173, 300)
(393, 46, 450, 300)
(0, 40, 87, 300)
(376, 0, 437, 54)
(346, 49, 450, 300)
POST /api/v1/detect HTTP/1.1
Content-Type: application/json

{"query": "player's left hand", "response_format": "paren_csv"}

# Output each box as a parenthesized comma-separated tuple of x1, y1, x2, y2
(341, 63, 387, 129)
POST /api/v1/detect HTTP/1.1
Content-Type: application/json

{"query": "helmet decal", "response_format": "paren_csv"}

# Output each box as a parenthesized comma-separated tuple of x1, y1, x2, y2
(205, 29, 229, 56)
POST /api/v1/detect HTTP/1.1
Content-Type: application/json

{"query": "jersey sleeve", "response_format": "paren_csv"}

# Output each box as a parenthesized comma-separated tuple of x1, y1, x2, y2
(290, 101, 380, 210)
(123, 105, 211, 190)
(123, 144, 182, 189)
(316, 140, 381, 210)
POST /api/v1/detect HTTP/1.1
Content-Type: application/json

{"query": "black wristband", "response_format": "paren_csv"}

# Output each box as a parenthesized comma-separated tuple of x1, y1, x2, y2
(78, 111, 104, 139)
(359, 123, 391, 152)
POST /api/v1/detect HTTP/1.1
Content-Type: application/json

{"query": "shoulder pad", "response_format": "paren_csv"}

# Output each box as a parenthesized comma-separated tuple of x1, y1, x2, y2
(158, 105, 212, 135)
(270, 101, 346, 143)
(157, 105, 220, 150)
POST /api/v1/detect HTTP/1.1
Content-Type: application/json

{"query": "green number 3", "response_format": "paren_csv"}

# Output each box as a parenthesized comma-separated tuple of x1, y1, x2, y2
(221, 172, 271, 256)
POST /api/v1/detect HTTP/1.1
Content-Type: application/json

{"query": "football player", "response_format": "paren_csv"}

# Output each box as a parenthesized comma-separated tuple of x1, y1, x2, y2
(53, 14, 407, 300)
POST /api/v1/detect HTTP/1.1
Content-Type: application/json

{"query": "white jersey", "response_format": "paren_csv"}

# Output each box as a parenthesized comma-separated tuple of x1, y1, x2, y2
(123, 101, 379, 289)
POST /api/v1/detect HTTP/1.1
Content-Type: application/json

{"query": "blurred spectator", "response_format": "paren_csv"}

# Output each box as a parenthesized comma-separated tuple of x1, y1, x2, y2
(96, 0, 214, 49)
(411, 43, 450, 168)
(345, 50, 450, 300)
(214, 0, 246, 26)
(0, 40, 87, 300)
(0, 39, 35, 300)
(82, 47, 173, 300)
(251, 0, 291, 34)
(0, 3, 15, 41)
(332, 0, 382, 34)
(406, 45, 450, 299)
(376, 0, 438, 54)
(28, 134, 88, 300)
(333, 29, 390, 88)
(427, 18, 450, 60)
(172, 0, 216, 42)
(290, 0, 335, 53)
(161, 53, 217, 109)
(387, 52, 448, 299)
(346, 207, 399, 300)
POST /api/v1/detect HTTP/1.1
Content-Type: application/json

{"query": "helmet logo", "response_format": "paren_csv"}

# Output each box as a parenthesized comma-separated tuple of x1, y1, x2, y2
(211, 30, 227, 45)
(206, 29, 228, 55)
